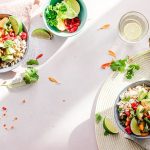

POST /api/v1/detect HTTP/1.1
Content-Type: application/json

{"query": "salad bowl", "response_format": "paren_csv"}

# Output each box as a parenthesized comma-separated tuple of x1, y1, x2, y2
(0, 14, 29, 73)
(114, 80, 150, 139)
(43, 0, 87, 37)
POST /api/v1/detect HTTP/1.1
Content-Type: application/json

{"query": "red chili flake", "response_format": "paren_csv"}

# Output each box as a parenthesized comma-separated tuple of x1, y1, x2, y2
(10, 126, 14, 130)
(36, 53, 43, 59)
(3, 113, 6, 117)
(13, 117, 18, 121)
(2, 106, 7, 111)
(22, 99, 26, 104)
(101, 62, 112, 69)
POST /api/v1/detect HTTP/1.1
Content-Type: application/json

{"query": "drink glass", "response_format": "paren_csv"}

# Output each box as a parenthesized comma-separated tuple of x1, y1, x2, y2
(118, 11, 149, 43)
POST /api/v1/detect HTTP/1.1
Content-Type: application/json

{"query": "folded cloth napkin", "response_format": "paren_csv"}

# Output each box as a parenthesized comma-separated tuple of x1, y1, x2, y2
(125, 134, 150, 150)
(0, 0, 42, 30)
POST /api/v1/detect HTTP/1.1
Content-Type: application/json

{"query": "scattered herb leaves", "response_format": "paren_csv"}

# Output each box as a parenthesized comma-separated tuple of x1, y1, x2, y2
(27, 59, 39, 65)
(95, 113, 103, 124)
(125, 64, 140, 79)
(110, 58, 128, 73)
(23, 67, 39, 84)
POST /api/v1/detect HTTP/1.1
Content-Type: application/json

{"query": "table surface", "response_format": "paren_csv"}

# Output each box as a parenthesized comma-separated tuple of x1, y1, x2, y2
(0, 0, 150, 150)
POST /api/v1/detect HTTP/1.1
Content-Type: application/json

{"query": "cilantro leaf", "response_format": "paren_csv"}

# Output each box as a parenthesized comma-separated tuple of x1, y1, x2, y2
(45, 5, 58, 27)
(110, 58, 127, 73)
(27, 59, 39, 65)
(23, 67, 39, 84)
(125, 64, 140, 79)
(95, 113, 103, 124)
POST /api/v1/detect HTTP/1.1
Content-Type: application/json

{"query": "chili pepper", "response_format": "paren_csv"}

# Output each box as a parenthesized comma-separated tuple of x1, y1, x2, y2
(147, 115, 150, 119)
(36, 53, 43, 59)
(101, 62, 112, 69)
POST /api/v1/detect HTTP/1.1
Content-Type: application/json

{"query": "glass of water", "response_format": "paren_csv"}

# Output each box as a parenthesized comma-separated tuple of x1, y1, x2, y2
(118, 11, 149, 43)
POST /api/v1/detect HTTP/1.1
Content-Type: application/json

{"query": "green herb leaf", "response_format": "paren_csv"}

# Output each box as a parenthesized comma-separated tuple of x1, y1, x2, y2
(45, 5, 58, 27)
(27, 59, 39, 65)
(23, 67, 39, 84)
(121, 96, 130, 102)
(95, 113, 103, 124)
(110, 58, 128, 73)
(125, 64, 140, 79)
(104, 130, 110, 136)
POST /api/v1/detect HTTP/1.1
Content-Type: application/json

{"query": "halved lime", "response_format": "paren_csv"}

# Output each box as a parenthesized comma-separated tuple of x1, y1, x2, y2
(31, 28, 53, 39)
(130, 117, 141, 135)
(62, 0, 80, 19)
(103, 117, 119, 134)
(9, 16, 22, 35)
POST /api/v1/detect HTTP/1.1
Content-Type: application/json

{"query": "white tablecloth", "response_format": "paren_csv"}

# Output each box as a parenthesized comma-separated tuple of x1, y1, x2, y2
(0, 0, 150, 150)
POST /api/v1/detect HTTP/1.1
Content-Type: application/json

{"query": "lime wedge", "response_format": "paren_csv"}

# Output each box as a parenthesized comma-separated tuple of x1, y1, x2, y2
(130, 117, 141, 135)
(103, 117, 119, 134)
(31, 28, 53, 39)
(9, 16, 22, 35)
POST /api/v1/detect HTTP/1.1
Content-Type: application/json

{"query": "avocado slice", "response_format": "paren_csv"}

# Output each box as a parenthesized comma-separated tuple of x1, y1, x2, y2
(6, 47, 15, 55)
(136, 105, 144, 120)
(138, 91, 147, 101)
(1, 55, 13, 61)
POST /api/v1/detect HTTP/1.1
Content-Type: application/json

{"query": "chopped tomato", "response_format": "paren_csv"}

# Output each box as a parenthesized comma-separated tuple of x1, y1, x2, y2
(20, 32, 27, 40)
(125, 111, 130, 117)
(64, 17, 80, 33)
(131, 102, 138, 110)
(125, 126, 132, 134)
(2, 34, 10, 41)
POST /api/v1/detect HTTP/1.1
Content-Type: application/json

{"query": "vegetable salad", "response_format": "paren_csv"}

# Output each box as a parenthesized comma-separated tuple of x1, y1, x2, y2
(117, 84, 150, 136)
(0, 16, 27, 69)
(45, 0, 81, 33)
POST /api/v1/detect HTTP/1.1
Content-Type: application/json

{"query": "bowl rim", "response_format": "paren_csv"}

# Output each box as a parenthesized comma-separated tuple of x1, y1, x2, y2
(114, 80, 150, 139)
(0, 14, 29, 73)
(42, 0, 88, 37)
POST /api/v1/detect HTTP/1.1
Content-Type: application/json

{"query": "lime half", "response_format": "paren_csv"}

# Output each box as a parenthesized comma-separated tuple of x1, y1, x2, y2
(130, 117, 141, 135)
(31, 28, 53, 39)
(103, 117, 119, 134)
(9, 16, 22, 35)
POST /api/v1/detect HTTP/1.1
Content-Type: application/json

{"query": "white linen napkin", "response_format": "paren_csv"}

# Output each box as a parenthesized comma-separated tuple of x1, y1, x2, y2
(125, 134, 150, 150)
